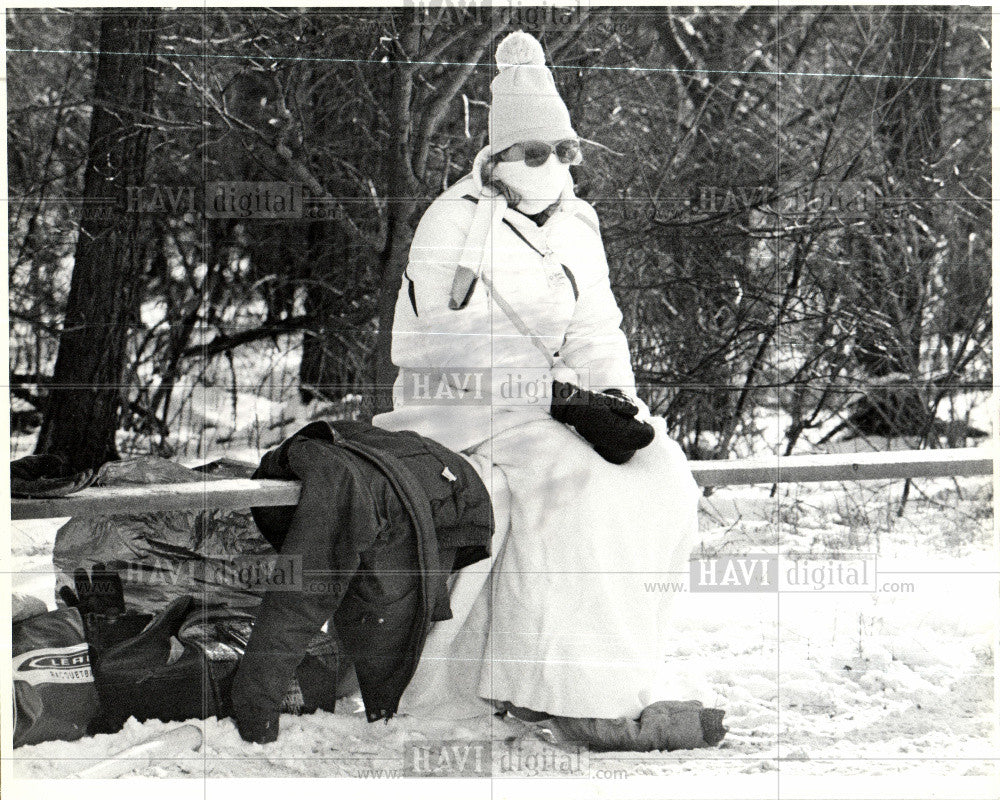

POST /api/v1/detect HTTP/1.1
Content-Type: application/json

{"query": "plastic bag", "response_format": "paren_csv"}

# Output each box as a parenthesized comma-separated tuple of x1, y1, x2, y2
(53, 457, 276, 615)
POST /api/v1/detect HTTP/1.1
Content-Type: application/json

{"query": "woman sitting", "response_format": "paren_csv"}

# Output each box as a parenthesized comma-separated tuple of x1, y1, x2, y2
(372, 30, 725, 751)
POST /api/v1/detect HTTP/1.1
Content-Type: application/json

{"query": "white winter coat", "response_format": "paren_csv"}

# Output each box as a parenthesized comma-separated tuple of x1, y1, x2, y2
(371, 147, 650, 453)
(372, 149, 701, 720)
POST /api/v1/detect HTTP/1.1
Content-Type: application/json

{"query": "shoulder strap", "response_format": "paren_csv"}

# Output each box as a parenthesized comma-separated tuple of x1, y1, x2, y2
(476, 271, 556, 370)
(460, 196, 580, 302)
(453, 195, 580, 369)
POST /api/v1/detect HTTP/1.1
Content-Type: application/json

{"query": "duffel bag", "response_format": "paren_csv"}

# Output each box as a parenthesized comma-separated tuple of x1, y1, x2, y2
(13, 606, 99, 747)
(90, 595, 340, 734)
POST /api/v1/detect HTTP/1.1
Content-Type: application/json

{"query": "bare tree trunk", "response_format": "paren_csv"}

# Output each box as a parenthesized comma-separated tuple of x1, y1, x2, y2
(299, 219, 360, 403)
(372, 196, 418, 419)
(848, 8, 946, 435)
(35, 10, 160, 471)
(371, 15, 421, 421)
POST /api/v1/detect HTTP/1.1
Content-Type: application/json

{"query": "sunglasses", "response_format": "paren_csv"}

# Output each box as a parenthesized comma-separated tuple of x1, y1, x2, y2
(494, 139, 583, 168)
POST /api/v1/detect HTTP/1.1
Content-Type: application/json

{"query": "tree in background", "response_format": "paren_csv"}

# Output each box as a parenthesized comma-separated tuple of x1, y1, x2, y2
(33, 10, 161, 470)
(844, 7, 949, 436)
(7, 7, 991, 463)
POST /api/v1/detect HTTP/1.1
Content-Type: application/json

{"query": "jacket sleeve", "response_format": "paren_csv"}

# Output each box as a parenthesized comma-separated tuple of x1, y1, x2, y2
(390, 198, 490, 373)
(229, 439, 370, 743)
(556, 209, 642, 408)
(389, 199, 576, 422)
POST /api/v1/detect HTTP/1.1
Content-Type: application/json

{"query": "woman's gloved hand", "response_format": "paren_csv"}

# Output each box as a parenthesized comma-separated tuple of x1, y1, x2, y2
(592, 389, 653, 464)
(549, 380, 654, 464)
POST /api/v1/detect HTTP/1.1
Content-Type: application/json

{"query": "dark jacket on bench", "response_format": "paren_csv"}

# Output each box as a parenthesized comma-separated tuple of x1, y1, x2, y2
(230, 420, 493, 742)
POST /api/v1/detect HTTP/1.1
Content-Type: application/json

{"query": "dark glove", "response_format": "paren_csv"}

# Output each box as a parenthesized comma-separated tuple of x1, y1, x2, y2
(59, 563, 125, 617)
(592, 389, 651, 464)
(550, 380, 654, 464)
(11, 453, 96, 498)
(59, 564, 152, 660)
(233, 703, 280, 744)
(600, 388, 640, 413)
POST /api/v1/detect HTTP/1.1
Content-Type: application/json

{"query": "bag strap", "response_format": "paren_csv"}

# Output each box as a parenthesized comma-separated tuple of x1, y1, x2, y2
(476, 271, 556, 369)
(452, 194, 587, 369)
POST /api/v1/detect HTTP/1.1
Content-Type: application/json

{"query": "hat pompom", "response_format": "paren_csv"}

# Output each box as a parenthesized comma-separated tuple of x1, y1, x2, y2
(495, 30, 546, 71)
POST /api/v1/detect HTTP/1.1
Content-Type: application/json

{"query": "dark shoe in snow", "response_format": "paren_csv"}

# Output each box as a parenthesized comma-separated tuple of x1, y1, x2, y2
(493, 700, 554, 723)
(545, 700, 727, 752)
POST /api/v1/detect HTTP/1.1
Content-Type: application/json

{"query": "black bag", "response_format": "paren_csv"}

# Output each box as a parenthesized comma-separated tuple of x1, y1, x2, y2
(88, 596, 233, 732)
(13, 606, 99, 747)
(90, 595, 339, 734)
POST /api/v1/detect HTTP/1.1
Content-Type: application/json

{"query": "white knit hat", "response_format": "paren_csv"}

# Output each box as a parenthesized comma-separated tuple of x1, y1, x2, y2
(488, 30, 577, 154)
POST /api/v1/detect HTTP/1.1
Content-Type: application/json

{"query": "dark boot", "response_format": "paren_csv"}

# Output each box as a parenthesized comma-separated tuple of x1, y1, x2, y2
(544, 700, 727, 752)
(493, 700, 554, 723)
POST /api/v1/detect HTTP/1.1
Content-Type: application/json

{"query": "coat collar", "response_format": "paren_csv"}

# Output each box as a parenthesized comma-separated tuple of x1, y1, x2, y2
(509, 202, 559, 229)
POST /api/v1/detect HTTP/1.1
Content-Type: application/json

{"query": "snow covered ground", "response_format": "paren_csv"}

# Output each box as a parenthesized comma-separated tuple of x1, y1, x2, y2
(7, 343, 997, 796)
(8, 471, 996, 794)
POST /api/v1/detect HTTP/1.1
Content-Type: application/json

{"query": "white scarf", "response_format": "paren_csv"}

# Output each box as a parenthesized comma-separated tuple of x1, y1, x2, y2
(449, 146, 574, 310)
(446, 146, 578, 368)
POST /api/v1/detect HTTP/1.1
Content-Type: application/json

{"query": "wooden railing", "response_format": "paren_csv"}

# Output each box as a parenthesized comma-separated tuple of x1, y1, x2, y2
(9, 447, 992, 521)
